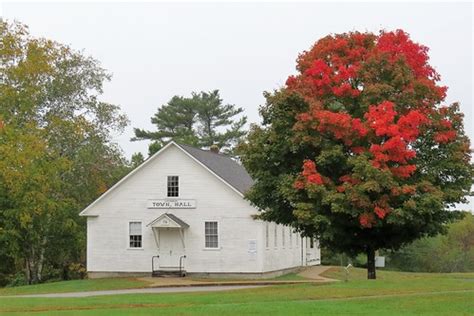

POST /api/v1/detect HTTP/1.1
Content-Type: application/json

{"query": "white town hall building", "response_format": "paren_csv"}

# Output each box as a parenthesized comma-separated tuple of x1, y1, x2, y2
(80, 141, 320, 278)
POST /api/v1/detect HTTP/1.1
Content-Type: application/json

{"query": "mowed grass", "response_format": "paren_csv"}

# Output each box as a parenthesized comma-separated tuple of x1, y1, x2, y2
(0, 278, 151, 296)
(0, 268, 473, 315)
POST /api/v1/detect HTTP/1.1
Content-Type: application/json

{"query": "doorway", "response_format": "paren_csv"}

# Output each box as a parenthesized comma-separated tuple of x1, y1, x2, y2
(159, 228, 184, 268)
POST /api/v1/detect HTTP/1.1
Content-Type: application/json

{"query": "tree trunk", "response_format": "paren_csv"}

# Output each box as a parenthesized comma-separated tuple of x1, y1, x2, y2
(367, 247, 376, 280)
(62, 264, 70, 281)
(25, 258, 32, 285)
(36, 242, 46, 283)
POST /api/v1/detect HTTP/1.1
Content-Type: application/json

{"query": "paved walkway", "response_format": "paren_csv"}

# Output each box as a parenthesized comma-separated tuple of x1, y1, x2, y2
(5, 285, 264, 298)
(4, 266, 336, 298)
(298, 265, 336, 282)
(138, 265, 336, 288)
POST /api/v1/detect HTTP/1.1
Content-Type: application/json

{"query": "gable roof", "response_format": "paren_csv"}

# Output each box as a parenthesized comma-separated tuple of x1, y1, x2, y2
(79, 141, 254, 216)
(175, 143, 254, 195)
(147, 213, 190, 229)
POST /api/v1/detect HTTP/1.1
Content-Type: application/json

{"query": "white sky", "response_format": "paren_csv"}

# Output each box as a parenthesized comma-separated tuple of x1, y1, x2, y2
(1, 2, 473, 209)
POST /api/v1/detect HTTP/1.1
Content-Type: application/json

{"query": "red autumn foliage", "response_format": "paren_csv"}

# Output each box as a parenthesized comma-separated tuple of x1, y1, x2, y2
(376, 30, 435, 79)
(389, 165, 417, 178)
(296, 159, 324, 187)
(434, 131, 456, 144)
(307, 173, 324, 185)
(336, 185, 345, 193)
(339, 175, 360, 185)
(359, 212, 376, 228)
(374, 206, 388, 219)
(293, 180, 305, 190)
(401, 185, 416, 194)
(289, 30, 462, 229)
(302, 159, 317, 176)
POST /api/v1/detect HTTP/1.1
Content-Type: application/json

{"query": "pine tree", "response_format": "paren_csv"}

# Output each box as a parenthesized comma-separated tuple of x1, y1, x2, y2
(195, 90, 247, 151)
(133, 90, 247, 155)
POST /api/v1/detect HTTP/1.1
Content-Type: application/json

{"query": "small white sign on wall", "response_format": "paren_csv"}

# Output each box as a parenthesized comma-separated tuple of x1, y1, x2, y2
(248, 239, 257, 261)
(248, 239, 257, 254)
(147, 199, 196, 209)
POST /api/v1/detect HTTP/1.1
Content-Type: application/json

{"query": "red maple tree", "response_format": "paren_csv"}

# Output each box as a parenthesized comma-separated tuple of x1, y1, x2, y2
(239, 30, 472, 279)
(289, 31, 461, 231)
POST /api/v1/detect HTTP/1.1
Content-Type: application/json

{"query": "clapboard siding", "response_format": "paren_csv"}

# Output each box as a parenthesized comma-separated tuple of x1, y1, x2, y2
(84, 143, 320, 275)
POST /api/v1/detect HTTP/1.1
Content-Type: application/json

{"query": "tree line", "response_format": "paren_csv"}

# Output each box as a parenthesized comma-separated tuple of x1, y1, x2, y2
(322, 212, 474, 273)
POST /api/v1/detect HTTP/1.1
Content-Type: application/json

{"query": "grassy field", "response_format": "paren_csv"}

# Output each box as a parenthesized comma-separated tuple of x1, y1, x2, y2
(0, 267, 473, 315)
(0, 278, 152, 296)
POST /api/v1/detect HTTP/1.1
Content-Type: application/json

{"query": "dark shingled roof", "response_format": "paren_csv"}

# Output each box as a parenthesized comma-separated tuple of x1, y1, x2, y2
(176, 143, 254, 194)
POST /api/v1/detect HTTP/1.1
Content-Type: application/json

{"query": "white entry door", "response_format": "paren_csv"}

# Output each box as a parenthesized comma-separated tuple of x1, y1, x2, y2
(159, 228, 183, 268)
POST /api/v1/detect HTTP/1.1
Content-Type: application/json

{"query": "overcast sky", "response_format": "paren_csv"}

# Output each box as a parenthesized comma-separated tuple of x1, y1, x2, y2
(1, 2, 473, 209)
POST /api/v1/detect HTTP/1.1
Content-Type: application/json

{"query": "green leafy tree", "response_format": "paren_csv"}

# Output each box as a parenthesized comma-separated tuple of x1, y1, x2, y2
(386, 212, 474, 272)
(0, 123, 71, 284)
(133, 90, 247, 155)
(238, 30, 473, 279)
(0, 21, 129, 284)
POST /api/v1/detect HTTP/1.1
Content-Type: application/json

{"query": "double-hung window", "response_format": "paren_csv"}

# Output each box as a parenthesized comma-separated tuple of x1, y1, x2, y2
(167, 176, 179, 197)
(129, 222, 142, 248)
(205, 221, 219, 248)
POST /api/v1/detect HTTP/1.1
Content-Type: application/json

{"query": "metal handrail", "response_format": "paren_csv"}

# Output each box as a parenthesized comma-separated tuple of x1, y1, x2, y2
(179, 255, 187, 276)
(152, 255, 159, 273)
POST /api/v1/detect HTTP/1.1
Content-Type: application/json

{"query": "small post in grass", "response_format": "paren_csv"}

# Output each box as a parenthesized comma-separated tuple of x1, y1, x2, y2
(344, 264, 353, 282)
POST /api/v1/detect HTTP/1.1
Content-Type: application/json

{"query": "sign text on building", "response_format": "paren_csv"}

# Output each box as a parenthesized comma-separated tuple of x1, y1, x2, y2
(147, 199, 196, 209)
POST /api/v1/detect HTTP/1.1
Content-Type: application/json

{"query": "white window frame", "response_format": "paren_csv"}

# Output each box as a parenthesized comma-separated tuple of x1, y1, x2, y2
(282, 225, 285, 248)
(127, 221, 143, 250)
(265, 222, 269, 249)
(289, 227, 292, 248)
(204, 221, 220, 250)
(167, 175, 179, 197)
(274, 224, 278, 249)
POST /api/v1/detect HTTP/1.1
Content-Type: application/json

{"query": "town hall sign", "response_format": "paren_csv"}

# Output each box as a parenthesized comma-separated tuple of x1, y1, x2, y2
(147, 199, 197, 209)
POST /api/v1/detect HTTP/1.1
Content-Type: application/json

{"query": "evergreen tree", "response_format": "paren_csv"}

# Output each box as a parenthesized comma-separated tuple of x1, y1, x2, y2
(195, 90, 247, 151)
(130, 152, 145, 168)
(133, 90, 247, 155)
(133, 96, 199, 155)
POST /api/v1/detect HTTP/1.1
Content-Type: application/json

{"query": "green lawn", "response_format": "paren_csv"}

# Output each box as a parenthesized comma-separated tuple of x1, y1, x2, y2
(0, 278, 151, 296)
(0, 273, 307, 296)
(0, 268, 473, 315)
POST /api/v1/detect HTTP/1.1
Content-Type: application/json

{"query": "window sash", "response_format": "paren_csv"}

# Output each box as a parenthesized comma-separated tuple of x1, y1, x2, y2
(265, 223, 269, 248)
(274, 225, 277, 248)
(289, 227, 292, 247)
(282, 226, 285, 247)
(205, 221, 218, 248)
(167, 176, 179, 197)
(129, 222, 142, 248)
